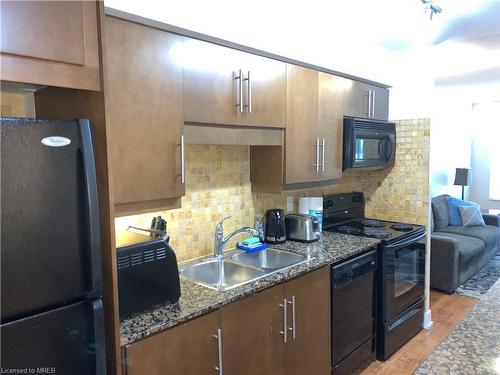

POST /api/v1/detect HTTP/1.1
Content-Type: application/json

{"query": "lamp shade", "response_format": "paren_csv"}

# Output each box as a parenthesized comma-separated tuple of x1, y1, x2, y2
(454, 168, 469, 187)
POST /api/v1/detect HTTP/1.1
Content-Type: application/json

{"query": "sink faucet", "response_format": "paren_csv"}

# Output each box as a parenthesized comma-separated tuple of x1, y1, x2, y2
(214, 216, 259, 259)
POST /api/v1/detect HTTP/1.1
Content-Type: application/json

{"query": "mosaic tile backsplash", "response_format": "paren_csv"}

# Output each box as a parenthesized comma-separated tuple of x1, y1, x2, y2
(115, 118, 430, 262)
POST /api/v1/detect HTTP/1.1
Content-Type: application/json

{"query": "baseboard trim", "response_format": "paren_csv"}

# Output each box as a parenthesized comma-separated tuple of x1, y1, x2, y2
(423, 309, 433, 329)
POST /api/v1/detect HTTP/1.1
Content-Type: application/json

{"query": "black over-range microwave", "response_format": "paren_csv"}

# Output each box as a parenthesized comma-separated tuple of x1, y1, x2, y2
(343, 116, 396, 171)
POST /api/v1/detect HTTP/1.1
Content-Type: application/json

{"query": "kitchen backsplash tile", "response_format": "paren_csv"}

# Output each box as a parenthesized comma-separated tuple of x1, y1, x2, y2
(115, 119, 430, 262)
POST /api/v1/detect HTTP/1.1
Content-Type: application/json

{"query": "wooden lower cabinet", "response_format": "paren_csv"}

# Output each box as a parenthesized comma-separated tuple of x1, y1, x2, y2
(123, 267, 331, 375)
(124, 310, 220, 375)
(284, 266, 332, 375)
(221, 285, 284, 375)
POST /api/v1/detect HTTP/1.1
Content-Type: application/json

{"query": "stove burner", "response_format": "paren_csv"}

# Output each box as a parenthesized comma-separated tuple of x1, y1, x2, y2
(361, 219, 385, 228)
(364, 229, 392, 238)
(336, 226, 362, 235)
(391, 223, 413, 231)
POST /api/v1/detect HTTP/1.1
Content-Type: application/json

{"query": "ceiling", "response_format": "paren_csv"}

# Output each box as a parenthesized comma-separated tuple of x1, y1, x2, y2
(105, 0, 500, 87)
(432, 0, 500, 47)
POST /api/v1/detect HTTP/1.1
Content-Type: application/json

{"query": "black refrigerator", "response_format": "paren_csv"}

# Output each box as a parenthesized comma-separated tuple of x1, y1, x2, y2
(1, 117, 106, 374)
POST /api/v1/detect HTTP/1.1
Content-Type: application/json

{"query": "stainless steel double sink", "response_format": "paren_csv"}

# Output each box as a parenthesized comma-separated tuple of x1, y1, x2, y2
(179, 248, 311, 291)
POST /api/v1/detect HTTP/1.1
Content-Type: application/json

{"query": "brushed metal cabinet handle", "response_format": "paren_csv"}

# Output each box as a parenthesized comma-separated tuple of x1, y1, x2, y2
(366, 90, 371, 117)
(372, 89, 376, 118)
(322, 138, 326, 172)
(287, 296, 296, 339)
(313, 140, 317, 170)
(316, 138, 320, 172)
(279, 298, 288, 343)
(178, 135, 185, 183)
(213, 328, 223, 374)
(244, 70, 252, 113)
(234, 69, 243, 113)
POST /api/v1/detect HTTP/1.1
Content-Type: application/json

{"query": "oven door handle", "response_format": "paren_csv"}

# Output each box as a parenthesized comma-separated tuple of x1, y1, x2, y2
(388, 306, 422, 331)
(384, 231, 426, 250)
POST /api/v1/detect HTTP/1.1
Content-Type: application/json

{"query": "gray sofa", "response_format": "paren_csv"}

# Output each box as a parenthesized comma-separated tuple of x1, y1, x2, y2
(430, 194, 500, 293)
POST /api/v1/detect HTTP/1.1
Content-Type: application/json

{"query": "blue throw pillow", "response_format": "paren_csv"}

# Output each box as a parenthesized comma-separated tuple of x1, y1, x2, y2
(446, 196, 475, 226)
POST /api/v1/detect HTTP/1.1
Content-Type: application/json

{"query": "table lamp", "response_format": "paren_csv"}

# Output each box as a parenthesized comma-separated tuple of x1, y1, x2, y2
(454, 168, 469, 200)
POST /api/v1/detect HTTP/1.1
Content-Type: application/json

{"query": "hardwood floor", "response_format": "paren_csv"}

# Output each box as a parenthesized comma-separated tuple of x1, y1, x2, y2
(360, 290, 478, 375)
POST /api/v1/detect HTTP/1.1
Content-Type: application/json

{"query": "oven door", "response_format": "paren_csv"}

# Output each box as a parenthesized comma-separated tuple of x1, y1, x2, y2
(380, 230, 426, 321)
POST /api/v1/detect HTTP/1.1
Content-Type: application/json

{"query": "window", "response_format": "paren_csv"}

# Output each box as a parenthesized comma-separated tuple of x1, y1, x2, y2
(488, 102, 500, 200)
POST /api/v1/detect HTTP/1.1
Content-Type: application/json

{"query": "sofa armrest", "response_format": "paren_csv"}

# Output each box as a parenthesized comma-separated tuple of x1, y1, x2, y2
(483, 214, 500, 227)
(430, 234, 460, 293)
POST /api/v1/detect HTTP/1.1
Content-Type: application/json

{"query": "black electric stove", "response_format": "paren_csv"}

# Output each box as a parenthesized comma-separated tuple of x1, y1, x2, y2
(324, 192, 426, 363)
(322, 192, 424, 243)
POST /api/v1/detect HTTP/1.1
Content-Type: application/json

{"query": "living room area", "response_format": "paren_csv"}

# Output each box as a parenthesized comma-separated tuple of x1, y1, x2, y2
(419, 99, 500, 374)
(363, 82, 500, 375)
(363, 3, 500, 372)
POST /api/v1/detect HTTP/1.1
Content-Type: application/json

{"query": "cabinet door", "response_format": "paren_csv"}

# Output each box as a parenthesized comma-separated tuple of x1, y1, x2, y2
(284, 267, 331, 375)
(372, 86, 389, 120)
(285, 64, 318, 184)
(238, 54, 286, 127)
(221, 285, 284, 375)
(124, 310, 220, 375)
(0, 1, 100, 91)
(105, 17, 185, 210)
(183, 39, 286, 128)
(344, 80, 371, 118)
(183, 39, 243, 126)
(317, 73, 345, 181)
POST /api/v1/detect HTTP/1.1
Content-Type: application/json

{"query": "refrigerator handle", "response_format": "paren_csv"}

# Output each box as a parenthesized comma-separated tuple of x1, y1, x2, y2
(92, 299, 107, 375)
(79, 119, 103, 297)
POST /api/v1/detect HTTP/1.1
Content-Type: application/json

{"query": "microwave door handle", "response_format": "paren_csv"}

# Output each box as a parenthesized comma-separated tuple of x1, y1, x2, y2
(385, 137, 393, 162)
(378, 138, 384, 158)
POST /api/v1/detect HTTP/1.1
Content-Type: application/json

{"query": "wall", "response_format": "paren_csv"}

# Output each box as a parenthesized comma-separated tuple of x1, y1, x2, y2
(470, 101, 500, 209)
(116, 118, 430, 262)
(429, 83, 500, 201)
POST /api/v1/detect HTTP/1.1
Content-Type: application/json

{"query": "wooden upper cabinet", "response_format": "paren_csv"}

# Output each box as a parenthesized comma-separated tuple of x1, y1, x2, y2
(237, 53, 286, 127)
(0, 1, 100, 91)
(183, 39, 241, 126)
(105, 17, 185, 214)
(344, 80, 389, 120)
(183, 39, 286, 128)
(124, 310, 220, 375)
(284, 64, 318, 184)
(221, 285, 285, 375)
(372, 86, 389, 120)
(252, 66, 347, 189)
(284, 267, 331, 375)
(317, 73, 346, 181)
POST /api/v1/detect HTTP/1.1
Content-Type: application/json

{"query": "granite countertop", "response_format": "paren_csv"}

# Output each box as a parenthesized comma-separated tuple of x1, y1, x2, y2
(120, 231, 380, 346)
(415, 278, 500, 375)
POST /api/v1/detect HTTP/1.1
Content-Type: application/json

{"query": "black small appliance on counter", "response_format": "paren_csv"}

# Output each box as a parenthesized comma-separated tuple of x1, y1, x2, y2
(265, 208, 286, 244)
(116, 229, 181, 320)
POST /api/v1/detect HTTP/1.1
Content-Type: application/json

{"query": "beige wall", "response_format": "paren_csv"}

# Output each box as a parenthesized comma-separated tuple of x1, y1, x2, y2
(116, 118, 430, 262)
